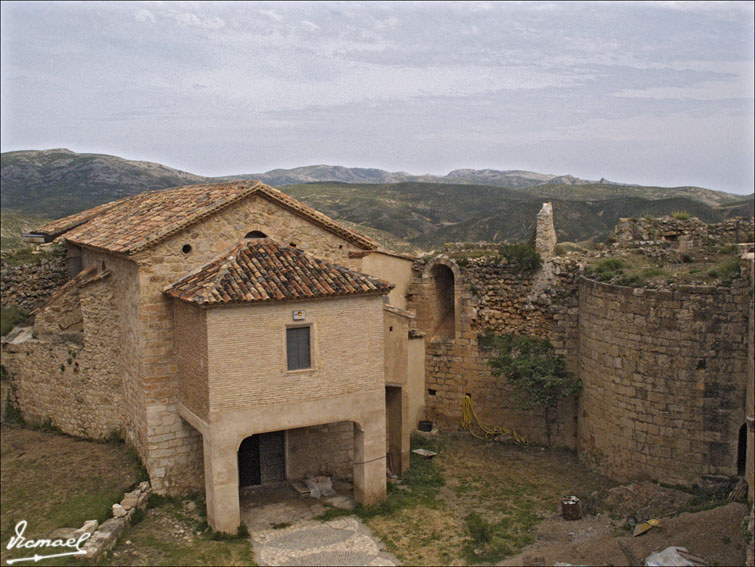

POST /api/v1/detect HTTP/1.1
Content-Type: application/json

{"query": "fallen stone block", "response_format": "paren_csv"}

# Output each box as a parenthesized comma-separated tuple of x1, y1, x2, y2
(74, 519, 98, 538)
(112, 503, 127, 518)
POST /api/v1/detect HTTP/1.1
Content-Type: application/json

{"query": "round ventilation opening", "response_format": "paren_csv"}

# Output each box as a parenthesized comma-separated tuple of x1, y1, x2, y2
(182, 244, 192, 254)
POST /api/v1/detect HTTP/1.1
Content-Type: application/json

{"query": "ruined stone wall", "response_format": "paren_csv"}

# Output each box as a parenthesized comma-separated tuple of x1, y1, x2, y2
(287, 422, 354, 481)
(578, 273, 751, 485)
(409, 255, 582, 447)
(614, 216, 754, 261)
(745, 254, 754, 502)
(0, 256, 68, 312)
(3, 274, 126, 438)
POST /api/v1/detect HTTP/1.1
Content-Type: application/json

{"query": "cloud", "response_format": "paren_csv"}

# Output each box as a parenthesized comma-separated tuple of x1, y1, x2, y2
(174, 13, 225, 30)
(135, 9, 155, 24)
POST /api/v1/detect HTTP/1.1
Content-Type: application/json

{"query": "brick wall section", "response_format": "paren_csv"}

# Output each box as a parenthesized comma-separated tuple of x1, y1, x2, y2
(174, 302, 208, 421)
(409, 255, 582, 447)
(3, 275, 126, 437)
(205, 296, 384, 412)
(0, 257, 68, 312)
(287, 422, 354, 480)
(577, 273, 751, 485)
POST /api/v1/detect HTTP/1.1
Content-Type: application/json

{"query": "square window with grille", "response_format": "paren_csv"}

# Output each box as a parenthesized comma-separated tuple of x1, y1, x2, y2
(286, 327, 311, 371)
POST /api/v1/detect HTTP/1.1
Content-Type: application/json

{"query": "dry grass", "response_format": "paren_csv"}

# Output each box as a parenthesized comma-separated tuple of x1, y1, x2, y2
(105, 498, 256, 566)
(0, 424, 144, 565)
(363, 433, 612, 565)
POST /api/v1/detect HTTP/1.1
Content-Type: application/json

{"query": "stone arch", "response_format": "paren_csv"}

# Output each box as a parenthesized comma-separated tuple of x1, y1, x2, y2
(423, 258, 461, 342)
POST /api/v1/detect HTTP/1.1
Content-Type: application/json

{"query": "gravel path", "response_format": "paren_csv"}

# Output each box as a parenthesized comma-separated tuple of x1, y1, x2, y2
(251, 516, 398, 566)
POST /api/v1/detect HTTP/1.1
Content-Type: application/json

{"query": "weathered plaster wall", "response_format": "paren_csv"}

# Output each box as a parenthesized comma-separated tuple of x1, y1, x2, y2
(205, 295, 385, 411)
(578, 274, 751, 485)
(361, 251, 414, 310)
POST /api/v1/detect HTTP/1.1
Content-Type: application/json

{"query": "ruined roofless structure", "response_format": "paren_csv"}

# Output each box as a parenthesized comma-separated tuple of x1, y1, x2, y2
(3, 181, 426, 533)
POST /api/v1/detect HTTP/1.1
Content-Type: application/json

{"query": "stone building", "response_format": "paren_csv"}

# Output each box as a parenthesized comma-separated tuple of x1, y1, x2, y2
(2, 181, 425, 532)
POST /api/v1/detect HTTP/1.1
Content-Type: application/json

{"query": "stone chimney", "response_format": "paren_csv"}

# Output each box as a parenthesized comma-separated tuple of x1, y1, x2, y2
(535, 202, 557, 260)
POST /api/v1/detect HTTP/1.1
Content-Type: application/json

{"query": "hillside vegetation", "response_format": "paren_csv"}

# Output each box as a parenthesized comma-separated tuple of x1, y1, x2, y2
(1, 149, 750, 252)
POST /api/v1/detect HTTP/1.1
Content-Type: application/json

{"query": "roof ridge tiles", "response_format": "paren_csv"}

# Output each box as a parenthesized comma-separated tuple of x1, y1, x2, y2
(35, 181, 377, 255)
(165, 237, 393, 306)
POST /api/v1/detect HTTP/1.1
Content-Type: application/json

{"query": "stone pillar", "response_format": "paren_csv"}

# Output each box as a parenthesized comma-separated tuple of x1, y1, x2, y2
(535, 202, 557, 260)
(203, 432, 240, 534)
(353, 420, 387, 506)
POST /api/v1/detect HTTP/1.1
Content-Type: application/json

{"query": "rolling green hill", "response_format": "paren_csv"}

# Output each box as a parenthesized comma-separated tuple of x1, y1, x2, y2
(1, 149, 750, 253)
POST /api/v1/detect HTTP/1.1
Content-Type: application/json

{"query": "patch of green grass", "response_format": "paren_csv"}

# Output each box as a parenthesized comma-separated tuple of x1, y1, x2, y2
(1, 306, 29, 336)
(671, 211, 690, 220)
(1, 424, 144, 566)
(354, 435, 445, 520)
(1, 244, 65, 266)
(271, 522, 292, 530)
(497, 243, 543, 272)
(314, 504, 354, 521)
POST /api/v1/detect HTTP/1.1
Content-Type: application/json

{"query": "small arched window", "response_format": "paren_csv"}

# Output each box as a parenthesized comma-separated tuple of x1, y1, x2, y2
(245, 230, 268, 239)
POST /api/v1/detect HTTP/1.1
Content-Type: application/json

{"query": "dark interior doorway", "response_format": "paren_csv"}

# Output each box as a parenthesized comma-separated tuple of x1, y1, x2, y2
(737, 423, 747, 476)
(238, 431, 286, 488)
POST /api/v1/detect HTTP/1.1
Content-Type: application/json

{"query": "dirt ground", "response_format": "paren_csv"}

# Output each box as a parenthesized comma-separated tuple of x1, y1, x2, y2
(502, 502, 749, 567)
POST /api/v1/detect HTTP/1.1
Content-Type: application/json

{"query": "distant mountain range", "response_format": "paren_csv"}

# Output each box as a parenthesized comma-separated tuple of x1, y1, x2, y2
(1, 148, 751, 251)
(230, 164, 606, 190)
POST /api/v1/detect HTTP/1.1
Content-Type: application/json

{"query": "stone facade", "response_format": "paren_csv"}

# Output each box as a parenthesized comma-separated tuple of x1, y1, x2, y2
(578, 272, 751, 484)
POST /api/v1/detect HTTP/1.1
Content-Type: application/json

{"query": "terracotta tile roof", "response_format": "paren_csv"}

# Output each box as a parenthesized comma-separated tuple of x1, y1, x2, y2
(33, 181, 377, 255)
(165, 238, 394, 306)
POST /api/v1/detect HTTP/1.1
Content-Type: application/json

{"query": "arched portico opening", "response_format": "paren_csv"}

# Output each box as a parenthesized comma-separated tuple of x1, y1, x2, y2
(238, 430, 285, 489)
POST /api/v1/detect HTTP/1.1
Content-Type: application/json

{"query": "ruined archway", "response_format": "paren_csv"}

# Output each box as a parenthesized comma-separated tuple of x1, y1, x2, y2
(430, 263, 456, 341)
(737, 423, 747, 476)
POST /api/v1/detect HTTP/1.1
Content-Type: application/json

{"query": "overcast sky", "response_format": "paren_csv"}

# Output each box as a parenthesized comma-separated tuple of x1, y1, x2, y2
(1, 1, 753, 194)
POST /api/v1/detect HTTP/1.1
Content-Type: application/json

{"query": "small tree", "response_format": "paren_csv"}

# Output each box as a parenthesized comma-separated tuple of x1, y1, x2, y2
(483, 334, 581, 446)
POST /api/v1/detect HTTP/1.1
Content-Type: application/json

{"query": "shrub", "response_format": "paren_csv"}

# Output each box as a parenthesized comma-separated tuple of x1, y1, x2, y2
(716, 257, 741, 285)
(671, 211, 690, 220)
(1, 306, 29, 336)
(497, 244, 542, 272)
(484, 334, 581, 445)
(465, 511, 492, 546)
(719, 244, 738, 255)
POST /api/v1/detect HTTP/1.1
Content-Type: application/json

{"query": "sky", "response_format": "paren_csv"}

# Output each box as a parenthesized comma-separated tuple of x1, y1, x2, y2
(1, 1, 753, 195)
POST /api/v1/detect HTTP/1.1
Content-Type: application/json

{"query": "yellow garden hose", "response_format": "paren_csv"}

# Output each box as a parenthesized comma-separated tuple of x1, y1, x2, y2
(461, 394, 527, 445)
